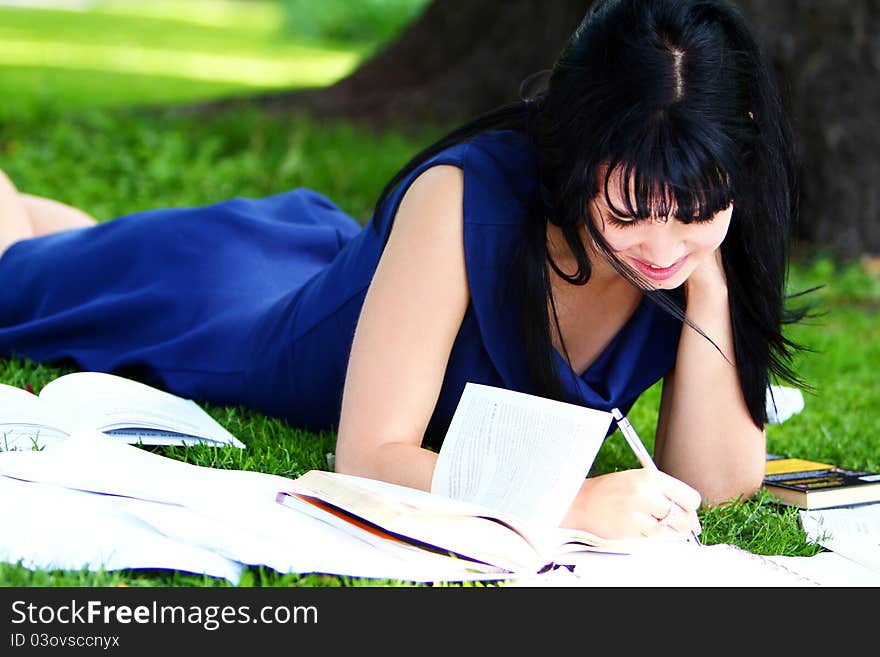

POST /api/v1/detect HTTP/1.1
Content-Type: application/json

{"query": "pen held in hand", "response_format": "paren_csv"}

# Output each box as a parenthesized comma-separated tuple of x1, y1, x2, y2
(611, 407, 655, 470)
(610, 407, 702, 545)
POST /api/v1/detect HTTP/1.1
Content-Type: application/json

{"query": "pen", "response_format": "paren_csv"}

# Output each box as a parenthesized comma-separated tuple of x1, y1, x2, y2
(610, 407, 702, 545)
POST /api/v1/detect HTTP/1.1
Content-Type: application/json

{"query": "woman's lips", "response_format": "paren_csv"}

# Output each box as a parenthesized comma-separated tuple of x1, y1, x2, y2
(630, 255, 687, 281)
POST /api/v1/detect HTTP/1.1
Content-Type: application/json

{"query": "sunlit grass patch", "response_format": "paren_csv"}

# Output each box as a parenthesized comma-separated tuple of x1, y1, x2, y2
(0, 36, 358, 87)
(0, 1, 365, 112)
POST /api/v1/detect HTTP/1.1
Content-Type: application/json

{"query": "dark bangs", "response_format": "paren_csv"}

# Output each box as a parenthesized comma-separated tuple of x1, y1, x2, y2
(598, 116, 738, 223)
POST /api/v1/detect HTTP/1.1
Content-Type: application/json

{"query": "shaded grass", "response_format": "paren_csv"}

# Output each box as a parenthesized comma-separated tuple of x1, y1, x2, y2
(1, 106, 446, 228)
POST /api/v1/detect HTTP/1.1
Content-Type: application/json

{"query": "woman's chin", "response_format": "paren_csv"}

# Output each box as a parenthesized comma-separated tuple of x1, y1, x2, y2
(636, 271, 691, 291)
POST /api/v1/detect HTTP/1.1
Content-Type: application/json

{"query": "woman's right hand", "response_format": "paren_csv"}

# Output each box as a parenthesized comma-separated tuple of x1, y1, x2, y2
(561, 468, 703, 540)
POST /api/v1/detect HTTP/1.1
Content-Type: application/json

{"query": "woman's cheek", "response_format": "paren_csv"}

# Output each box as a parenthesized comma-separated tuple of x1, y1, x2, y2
(602, 232, 639, 253)
(712, 221, 732, 250)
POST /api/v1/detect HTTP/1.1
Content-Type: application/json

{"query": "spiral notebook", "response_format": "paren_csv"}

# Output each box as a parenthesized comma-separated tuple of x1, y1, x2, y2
(548, 540, 821, 587)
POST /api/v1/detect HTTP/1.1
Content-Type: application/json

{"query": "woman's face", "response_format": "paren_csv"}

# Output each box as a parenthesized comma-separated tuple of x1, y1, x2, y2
(587, 170, 733, 290)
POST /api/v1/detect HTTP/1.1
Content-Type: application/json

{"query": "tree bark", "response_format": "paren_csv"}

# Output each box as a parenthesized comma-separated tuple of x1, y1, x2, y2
(735, 0, 880, 259)
(185, 0, 587, 127)
(184, 0, 879, 258)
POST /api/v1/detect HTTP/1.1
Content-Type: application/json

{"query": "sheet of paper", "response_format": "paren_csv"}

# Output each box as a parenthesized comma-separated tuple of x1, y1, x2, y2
(511, 542, 821, 587)
(799, 503, 880, 575)
(767, 551, 880, 586)
(0, 475, 244, 584)
(0, 431, 513, 583)
(508, 548, 880, 587)
(431, 383, 612, 527)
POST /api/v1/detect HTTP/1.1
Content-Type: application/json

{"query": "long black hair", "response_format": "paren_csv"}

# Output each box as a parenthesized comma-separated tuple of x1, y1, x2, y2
(370, 0, 806, 428)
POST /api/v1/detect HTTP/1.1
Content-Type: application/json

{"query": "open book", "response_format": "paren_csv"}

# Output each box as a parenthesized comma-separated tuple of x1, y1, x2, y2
(0, 372, 244, 450)
(279, 383, 640, 575)
(278, 469, 822, 585)
(278, 469, 640, 575)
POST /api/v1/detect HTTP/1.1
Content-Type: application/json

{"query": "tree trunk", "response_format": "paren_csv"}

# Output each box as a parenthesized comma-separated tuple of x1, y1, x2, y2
(184, 0, 879, 258)
(735, 0, 880, 259)
(186, 0, 587, 127)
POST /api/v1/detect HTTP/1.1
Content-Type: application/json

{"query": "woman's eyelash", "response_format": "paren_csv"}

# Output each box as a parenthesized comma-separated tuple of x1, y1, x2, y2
(681, 215, 717, 225)
(606, 214, 717, 228)
(606, 216, 640, 229)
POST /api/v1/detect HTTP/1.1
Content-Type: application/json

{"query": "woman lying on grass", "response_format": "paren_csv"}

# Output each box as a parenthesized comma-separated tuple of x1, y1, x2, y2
(0, 0, 804, 541)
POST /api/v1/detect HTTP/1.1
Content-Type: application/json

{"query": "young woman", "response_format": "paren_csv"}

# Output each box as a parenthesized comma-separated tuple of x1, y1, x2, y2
(0, 0, 803, 540)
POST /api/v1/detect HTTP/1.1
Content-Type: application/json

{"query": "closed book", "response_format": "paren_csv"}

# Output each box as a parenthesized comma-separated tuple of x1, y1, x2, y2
(763, 456, 880, 509)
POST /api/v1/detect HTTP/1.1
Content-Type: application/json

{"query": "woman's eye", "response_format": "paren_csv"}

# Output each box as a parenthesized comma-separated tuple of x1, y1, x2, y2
(681, 215, 717, 225)
(607, 215, 639, 229)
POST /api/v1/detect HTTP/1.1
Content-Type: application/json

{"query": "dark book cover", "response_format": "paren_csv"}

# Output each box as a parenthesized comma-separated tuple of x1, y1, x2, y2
(764, 466, 880, 492)
(763, 456, 880, 508)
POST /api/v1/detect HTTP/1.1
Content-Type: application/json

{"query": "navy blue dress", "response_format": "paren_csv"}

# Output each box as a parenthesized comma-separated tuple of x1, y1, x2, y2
(0, 130, 682, 448)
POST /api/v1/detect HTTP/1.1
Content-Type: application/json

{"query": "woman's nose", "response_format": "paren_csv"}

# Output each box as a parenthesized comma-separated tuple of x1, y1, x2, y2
(639, 220, 684, 266)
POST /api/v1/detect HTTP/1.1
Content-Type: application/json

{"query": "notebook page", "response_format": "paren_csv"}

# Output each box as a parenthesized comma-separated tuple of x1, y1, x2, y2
(558, 541, 820, 587)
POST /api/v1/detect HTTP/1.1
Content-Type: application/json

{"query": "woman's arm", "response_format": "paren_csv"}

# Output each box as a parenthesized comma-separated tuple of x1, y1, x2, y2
(335, 162, 703, 540)
(654, 249, 767, 506)
(333, 165, 469, 491)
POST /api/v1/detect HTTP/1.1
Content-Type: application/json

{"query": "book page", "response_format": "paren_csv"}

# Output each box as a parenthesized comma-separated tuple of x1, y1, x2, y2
(0, 383, 70, 450)
(38, 372, 244, 448)
(430, 383, 612, 528)
(276, 491, 511, 581)
(800, 504, 880, 575)
(289, 470, 549, 573)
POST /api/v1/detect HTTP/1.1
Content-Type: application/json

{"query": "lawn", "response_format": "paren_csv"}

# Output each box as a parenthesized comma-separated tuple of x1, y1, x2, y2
(1, 0, 878, 587)
(0, 0, 368, 115)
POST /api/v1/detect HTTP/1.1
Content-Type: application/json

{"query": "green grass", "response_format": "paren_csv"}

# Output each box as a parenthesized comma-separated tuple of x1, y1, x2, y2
(1, 1, 877, 587)
(0, 0, 364, 115)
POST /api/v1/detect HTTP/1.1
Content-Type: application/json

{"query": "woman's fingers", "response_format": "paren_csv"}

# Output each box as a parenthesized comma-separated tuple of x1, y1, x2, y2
(637, 510, 689, 538)
(645, 471, 703, 536)
(656, 470, 703, 511)
(650, 496, 675, 522)
(661, 503, 702, 535)
(643, 497, 700, 536)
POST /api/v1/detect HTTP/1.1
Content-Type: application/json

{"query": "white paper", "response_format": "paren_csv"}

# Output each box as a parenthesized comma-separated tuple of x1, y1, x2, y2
(431, 383, 612, 527)
(509, 547, 879, 587)
(0, 372, 244, 450)
(799, 503, 880, 575)
(530, 542, 820, 587)
(0, 475, 244, 584)
(766, 551, 880, 586)
(0, 431, 513, 583)
(40, 372, 244, 448)
(5, 429, 876, 586)
(0, 383, 71, 449)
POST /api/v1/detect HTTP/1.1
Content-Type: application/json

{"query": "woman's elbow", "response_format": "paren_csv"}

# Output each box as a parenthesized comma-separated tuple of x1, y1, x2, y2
(332, 440, 363, 476)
